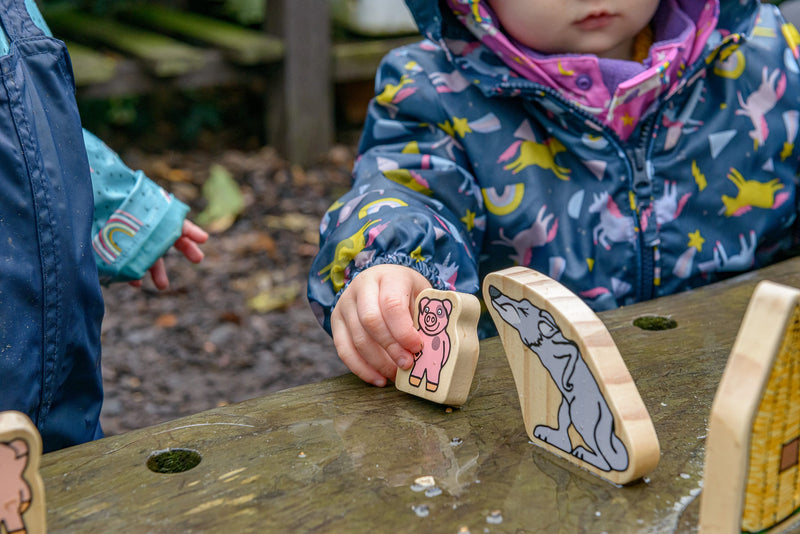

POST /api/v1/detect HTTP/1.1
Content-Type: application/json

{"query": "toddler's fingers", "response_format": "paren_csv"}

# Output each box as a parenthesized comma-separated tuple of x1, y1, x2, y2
(174, 236, 205, 263)
(331, 309, 394, 387)
(378, 278, 424, 358)
(356, 277, 417, 370)
(345, 307, 399, 380)
(182, 220, 209, 243)
(149, 258, 170, 290)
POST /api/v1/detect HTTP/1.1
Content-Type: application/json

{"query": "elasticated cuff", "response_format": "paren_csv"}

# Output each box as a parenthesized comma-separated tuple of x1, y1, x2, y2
(93, 171, 189, 284)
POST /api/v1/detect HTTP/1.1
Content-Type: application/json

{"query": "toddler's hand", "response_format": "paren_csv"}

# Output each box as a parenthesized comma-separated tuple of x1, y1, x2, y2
(130, 220, 209, 290)
(331, 264, 431, 387)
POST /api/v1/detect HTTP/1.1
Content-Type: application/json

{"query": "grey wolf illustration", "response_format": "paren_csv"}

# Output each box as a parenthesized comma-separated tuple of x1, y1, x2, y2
(487, 285, 628, 472)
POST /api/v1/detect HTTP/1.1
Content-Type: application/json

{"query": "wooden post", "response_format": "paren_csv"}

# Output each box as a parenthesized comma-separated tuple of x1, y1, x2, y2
(267, 0, 334, 165)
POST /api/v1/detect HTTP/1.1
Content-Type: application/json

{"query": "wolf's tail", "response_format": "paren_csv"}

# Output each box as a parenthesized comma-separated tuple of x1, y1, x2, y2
(596, 402, 629, 472)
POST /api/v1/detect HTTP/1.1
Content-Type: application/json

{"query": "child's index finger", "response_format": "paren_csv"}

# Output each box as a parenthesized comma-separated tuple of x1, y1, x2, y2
(182, 220, 209, 243)
(379, 287, 424, 355)
(383, 305, 424, 355)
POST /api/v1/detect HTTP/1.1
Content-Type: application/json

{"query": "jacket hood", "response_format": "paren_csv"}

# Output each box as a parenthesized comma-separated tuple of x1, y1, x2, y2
(405, 0, 756, 49)
(403, 0, 758, 139)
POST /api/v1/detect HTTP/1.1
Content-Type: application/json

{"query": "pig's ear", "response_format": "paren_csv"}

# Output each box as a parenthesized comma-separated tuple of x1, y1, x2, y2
(7, 438, 29, 459)
(444, 299, 453, 315)
(419, 297, 430, 312)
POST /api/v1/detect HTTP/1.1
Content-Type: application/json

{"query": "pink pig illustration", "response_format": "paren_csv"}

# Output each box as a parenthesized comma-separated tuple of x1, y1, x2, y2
(409, 296, 453, 392)
(0, 438, 32, 534)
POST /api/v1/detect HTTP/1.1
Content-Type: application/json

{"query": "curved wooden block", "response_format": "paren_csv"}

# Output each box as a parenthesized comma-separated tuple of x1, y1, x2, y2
(700, 281, 800, 533)
(396, 288, 480, 406)
(0, 411, 46, 534)
(482, 267, 660, 485)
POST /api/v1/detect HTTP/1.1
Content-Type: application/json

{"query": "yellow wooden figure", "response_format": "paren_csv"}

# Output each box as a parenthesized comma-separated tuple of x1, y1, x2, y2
(396, 288, 480, 406)
(700, 281, 800, 533)
(482, 267, 660, 485)
(0, 411, 46, 534)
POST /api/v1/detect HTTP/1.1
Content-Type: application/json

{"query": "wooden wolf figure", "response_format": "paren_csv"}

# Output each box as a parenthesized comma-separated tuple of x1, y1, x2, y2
(483, 267, 659, 485)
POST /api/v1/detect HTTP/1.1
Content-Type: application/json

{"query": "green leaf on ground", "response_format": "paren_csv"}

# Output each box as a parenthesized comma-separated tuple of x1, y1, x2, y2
(196, 164, 245, 232)
(247, 282, 301, 313)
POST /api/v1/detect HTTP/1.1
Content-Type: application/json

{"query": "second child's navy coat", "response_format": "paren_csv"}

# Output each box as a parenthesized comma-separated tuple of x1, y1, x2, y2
(0, 0, 104, 450)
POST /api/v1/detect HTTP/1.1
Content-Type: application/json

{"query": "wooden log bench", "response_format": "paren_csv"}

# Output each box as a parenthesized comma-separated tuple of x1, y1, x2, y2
(36, 257, 800, 532)
(42, 2, 420, 164)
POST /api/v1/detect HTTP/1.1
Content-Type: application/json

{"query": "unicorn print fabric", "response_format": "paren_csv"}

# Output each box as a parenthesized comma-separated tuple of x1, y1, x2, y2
(308, 0, 800, 336)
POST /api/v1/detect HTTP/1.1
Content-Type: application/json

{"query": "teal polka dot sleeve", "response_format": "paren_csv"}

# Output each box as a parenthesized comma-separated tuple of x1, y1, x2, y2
(84, 131, 189, 284)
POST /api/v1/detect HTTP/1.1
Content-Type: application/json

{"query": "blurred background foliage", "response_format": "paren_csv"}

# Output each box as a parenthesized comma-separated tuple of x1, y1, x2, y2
(38, 0, 271, 151)
(37, 0, 795, 152)
(40, 0, 266, 25)
(76, 88, 264, 153)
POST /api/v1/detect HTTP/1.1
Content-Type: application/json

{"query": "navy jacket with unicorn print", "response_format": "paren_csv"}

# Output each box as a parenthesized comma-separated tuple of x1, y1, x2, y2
(309, 0, 800, 336)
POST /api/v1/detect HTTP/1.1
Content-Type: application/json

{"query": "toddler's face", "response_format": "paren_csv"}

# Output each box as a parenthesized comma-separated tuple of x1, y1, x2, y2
(486, 0, 660, 61)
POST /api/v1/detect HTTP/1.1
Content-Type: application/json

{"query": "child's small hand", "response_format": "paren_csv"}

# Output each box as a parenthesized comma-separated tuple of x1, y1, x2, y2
(130, 220, 209, 290)
(331, 264, 431, 387)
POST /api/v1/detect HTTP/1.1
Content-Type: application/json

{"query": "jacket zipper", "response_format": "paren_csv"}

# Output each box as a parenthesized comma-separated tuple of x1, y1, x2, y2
(489, 25, 753, 303)
(509, 83, 661, 301)
(626, 122, 659, 302)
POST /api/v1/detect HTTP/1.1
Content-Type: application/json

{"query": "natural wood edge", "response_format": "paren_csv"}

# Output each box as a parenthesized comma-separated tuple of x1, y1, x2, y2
(699, 280, 800, 533)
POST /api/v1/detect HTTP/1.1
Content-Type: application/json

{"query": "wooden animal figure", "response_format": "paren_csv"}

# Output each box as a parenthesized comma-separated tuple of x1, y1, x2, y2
(0, 411, 46, 534)
(482, 267, 660, 485)
(700, 281, 800, 533)
(396, 288, 480, 406)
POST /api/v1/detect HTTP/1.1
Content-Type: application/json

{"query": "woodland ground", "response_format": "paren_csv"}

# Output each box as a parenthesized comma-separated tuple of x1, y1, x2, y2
(98, 141, 357, 436)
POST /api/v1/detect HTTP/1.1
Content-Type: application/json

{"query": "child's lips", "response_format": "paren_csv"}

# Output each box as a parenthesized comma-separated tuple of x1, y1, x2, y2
(574, 11, 617, 30)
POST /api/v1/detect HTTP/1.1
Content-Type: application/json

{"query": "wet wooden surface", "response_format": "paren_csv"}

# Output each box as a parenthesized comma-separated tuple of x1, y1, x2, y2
(40, 258, 800, 533)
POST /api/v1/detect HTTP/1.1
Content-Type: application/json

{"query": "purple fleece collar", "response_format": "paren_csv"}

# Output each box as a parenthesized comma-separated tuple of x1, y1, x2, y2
(445, 0, 719, 139)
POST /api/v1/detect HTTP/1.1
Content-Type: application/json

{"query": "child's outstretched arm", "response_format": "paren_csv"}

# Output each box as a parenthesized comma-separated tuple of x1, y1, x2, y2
(84, 129, 205, 288)
(331, 265, 430, 386)
(309, 46, 487, 386)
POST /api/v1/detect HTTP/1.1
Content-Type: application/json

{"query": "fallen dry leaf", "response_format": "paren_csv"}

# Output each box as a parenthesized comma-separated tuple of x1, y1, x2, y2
(155, 314, 178, 328)
(196, 164, 245, 233)
(247, 281, 301, 313)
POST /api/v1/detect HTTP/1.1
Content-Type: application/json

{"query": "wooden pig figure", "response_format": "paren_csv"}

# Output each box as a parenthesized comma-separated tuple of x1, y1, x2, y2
(700, 281, 800, 533)
(396, 288, 480, 406)
(0, 411, 45, 534)
(482, 267, 659, 485)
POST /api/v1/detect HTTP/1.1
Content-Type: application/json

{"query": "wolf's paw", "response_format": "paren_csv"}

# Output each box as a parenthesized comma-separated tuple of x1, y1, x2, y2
(572, 446, 610, 471)
(572, 446, 589, 459)
(534, 425, 571, 451)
